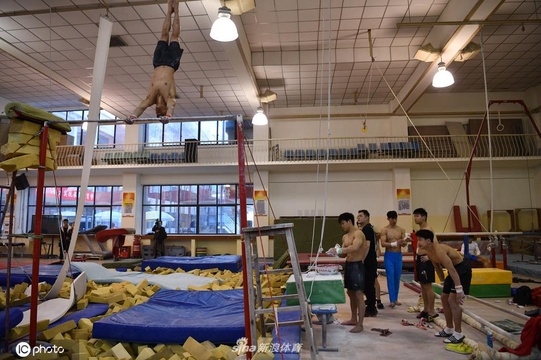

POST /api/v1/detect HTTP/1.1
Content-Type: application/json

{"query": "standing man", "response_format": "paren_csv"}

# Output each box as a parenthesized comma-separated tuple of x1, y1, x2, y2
(328, 212, 369, 333)
(380, 210, 406, 308)
(416, 229, 471, 344)
(152, 219, 167, 258)
(131, 0, 183, 119)
(413, 208, 438, 321)
(357, 209, 378, 317)
(59, 219, 72, 261)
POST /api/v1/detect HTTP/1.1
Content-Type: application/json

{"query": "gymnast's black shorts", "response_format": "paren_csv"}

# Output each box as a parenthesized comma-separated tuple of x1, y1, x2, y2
(344, 261, 365, 291)
(153, 40, 184, 71)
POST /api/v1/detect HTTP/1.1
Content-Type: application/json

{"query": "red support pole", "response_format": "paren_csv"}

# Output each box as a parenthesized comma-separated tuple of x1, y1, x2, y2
(29, 123, 49, 346)
(236, 116, 252, 359)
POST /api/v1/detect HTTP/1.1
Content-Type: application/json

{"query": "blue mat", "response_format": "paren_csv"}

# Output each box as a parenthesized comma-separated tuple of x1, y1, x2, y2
(0, 308, 24, 339)
(0, 265, 82, 286)
(92, 289, 245, 344)
(142, 255, 242, 272)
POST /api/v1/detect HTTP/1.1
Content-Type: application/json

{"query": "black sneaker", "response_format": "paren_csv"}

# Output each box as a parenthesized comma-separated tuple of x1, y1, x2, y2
(426, 313, 439, 322)
(377, 301, 384, 310)
(365, 309, 378, 317)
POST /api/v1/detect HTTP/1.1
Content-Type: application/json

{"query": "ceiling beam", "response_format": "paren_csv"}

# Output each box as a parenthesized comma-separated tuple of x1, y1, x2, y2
(0, 1, 201, 18)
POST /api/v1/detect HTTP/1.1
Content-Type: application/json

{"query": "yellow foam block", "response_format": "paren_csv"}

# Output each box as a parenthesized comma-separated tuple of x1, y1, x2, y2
(436, 268, 512, 285)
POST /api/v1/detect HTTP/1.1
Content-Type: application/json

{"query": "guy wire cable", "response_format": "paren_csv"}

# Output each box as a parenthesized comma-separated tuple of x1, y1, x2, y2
(309, 0, 333, 272)
(479, 31, 495, 233)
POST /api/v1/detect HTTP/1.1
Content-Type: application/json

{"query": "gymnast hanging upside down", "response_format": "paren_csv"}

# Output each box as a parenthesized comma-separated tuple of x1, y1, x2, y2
(130, 0, 183, 120)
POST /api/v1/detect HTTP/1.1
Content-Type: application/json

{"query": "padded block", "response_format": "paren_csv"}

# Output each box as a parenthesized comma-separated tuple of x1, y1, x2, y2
(436, 268, 512, 285)
(433, 284, 511, 298)
(286, 273, 346, 305)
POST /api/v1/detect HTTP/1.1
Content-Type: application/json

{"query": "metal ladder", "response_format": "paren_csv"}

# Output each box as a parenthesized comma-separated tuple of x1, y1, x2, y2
(243, 223, 317, 360)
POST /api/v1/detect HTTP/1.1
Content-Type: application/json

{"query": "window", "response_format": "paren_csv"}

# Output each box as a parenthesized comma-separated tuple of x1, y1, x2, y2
(52, 109, 125, 146)
(142, 184, 253, 234)
(27, 186, 122, 232)
(144, 119, 253, 145)
(0, 186, 7, 233)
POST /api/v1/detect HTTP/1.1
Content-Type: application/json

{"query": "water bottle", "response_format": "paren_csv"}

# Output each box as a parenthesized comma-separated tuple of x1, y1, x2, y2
(486, 327, 493, 348)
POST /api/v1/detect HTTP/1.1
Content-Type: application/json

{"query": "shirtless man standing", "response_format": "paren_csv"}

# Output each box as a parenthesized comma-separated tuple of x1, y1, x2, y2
(380, 210, 406, 308)
(328, 212, 369, 333)
(131, 0, 183, 119)
(414, 207, 438, 321)
(416, 229, 471, 344)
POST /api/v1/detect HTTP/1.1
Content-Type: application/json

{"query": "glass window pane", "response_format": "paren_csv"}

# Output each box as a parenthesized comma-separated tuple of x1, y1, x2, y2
(143, 186, 161, 205)
(67, 110, 84, 121)
(181, 122, 198, 141)
(94, 186, 112, 205)
(97, 124, 115, 146)
(161, 185, 178, 204)
(146, 123, 163, 144)
(198, 185, 216, 204)
(44, 187, 60, 206)
(161, 206, 177, 233)
(84, 186, 94, 205)
(199, 206, 217, 233)
(178, 206, 197, 233)
(179, 185, 197, 205)
(217, 184, 235, 204)
(61, 186, 79, 206)
(200, 121, 217, 142)
(28, 188, 38, 205)
(70, 126, 82, 146)
(164, 122, 181, 145)
(112, 187, 123, 205)
(52, 111, 66, 119)
(115, 124, 126, 144)
(217, 206, 236, 234)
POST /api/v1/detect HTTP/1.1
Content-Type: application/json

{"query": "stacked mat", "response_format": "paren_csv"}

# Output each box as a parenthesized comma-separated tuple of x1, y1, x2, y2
(0, 102, 71, 172)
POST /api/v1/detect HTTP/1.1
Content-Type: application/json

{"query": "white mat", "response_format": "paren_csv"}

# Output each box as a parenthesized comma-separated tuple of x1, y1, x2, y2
(71, 262, 216, 290)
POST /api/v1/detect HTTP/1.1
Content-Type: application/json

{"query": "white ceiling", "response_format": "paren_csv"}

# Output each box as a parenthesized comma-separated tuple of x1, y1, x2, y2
(0, 0, 540, 120)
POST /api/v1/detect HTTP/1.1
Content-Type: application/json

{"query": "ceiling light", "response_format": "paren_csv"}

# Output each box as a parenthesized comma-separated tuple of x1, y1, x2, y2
(414, 43, 440, 62)
(432, 61, 454, 88)
(210, 6, 238, 42)
(252, 107, 268, 126)
(260, 89, 277, 103)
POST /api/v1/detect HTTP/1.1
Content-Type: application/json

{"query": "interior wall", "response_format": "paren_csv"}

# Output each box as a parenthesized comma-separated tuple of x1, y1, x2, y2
(268, 170, 395, 231)
(268, 115, 408, 139)
(411, 166, 539, 232)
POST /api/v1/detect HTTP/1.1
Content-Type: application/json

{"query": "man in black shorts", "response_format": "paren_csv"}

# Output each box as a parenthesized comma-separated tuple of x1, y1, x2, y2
(357, 209, 378, 317)
(414, 207, 438, 321)
(417, 229, 471, 344)
(328, 212, 369, 333)
(131, 0, 184, 119)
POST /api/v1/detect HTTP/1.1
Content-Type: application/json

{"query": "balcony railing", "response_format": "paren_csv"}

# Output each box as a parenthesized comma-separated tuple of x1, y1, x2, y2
(55, 134, 541, 168)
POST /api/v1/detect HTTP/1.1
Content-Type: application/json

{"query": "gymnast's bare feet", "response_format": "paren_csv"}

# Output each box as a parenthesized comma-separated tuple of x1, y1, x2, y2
(341, 319, 357, 326)
(350, 325, 364, 333)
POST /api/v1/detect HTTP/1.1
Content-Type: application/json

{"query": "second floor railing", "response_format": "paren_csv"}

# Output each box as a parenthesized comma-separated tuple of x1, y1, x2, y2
(55, 134, 541, 167)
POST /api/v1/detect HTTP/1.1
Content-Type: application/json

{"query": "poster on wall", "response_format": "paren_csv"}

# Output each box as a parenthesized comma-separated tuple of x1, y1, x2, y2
(254, 190, 267, 216)
(122, 192, 135, 217)
(397, 188, 411, 215)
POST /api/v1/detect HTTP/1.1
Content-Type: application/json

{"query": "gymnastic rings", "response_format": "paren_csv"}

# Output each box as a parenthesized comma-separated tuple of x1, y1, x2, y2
(496, 111, 505, 132)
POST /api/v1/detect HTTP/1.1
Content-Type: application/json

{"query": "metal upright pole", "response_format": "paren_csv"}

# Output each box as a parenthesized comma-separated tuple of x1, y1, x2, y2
(236, 115, 252, 359)
(29, 123, 49, 346)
